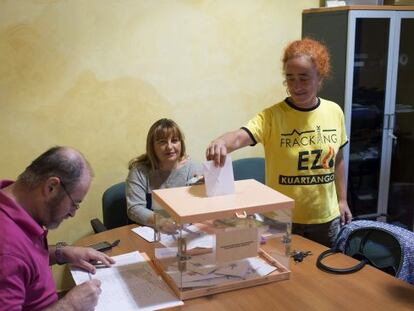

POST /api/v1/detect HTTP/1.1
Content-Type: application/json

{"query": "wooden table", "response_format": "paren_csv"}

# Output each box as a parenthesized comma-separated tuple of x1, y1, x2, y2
(76, 225, 414, 311)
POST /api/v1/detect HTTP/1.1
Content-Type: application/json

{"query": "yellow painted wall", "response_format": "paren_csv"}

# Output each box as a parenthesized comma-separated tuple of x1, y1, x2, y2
(0, 0, 319, 291)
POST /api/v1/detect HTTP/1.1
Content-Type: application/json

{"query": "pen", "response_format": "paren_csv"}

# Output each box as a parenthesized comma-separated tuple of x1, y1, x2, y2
(88, 273, 92, 281)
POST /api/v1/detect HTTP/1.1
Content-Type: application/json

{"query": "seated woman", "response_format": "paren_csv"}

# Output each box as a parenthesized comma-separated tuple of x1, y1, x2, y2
(126, 118, 200, 230)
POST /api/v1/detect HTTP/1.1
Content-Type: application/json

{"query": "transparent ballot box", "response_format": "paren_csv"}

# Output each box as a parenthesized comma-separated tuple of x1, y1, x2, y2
(151, 179, 294, 300)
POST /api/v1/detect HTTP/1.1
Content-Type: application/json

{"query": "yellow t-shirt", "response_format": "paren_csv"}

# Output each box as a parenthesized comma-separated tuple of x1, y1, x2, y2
(245, 98, 348, 224)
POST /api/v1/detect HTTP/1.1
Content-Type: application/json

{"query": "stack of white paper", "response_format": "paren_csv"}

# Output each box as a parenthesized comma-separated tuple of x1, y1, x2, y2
(131, 225, 214, 249)
(70, 251, 183, 311)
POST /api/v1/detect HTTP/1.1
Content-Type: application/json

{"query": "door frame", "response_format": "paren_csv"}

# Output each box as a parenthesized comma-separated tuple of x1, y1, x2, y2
(343, 9, 398, 219)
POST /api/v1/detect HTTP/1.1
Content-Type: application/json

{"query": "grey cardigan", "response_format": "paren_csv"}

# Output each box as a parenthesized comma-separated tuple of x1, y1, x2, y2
(126, 160, 200, 225)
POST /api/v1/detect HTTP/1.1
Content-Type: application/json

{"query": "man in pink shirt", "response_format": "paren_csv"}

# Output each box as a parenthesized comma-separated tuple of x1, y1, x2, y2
(0, 146, 115, 311)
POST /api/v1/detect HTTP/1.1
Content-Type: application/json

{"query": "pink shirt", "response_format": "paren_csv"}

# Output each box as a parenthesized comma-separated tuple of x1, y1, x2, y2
(0, 180, 58, 311)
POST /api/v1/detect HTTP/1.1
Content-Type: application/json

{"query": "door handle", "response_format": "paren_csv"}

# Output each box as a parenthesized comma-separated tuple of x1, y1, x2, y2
(389, 131, 397, 151)
(388, 132, 397, 140)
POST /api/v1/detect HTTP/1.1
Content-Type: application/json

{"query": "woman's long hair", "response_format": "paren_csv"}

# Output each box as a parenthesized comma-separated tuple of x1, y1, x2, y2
(128, 118, 187, 171)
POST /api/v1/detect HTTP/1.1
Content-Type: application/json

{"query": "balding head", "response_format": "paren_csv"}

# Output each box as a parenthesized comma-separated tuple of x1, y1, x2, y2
(18, 146, 93, 192)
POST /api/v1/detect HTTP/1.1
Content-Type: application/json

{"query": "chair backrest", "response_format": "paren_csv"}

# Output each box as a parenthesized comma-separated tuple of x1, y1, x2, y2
(102, 182, 132, 230)
(232, 157, 265, 184)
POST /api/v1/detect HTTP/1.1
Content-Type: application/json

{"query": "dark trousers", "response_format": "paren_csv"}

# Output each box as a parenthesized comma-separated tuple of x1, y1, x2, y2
(292, 217, 340, 247)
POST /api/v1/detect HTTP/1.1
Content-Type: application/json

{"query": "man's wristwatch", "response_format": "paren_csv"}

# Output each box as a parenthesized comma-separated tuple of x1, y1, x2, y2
(55, 242, 68, 265)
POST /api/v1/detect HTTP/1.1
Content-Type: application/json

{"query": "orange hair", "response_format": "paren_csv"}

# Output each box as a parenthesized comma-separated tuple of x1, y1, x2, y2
(282, 38, 331, 80)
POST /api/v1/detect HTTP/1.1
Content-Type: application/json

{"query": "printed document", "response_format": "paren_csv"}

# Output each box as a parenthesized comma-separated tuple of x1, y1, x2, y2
(71, 251, 183, 311)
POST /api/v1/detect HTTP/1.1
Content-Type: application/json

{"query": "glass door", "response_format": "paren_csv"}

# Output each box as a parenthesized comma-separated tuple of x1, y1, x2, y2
(387, 16, 414, 230)
(347, 17, 390, 218)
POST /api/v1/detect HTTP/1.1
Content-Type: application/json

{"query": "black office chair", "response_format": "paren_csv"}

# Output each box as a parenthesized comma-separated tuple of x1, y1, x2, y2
(90, 182, 133, 233)
(232, 157, 265, 184)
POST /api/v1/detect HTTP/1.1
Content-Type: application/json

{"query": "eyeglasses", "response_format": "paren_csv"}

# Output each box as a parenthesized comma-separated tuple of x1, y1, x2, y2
(60, 180, 80, 210)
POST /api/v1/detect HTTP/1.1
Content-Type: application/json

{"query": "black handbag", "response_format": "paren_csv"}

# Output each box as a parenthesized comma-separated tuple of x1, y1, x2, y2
(317, 223, 403, 276)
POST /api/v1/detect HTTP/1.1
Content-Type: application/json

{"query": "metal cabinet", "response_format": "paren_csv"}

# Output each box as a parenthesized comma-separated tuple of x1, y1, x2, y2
(302, 6, 414, 230)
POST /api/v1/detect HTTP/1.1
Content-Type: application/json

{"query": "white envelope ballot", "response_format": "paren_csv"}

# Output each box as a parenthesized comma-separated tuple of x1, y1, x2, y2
(202, 155, 235, 197)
